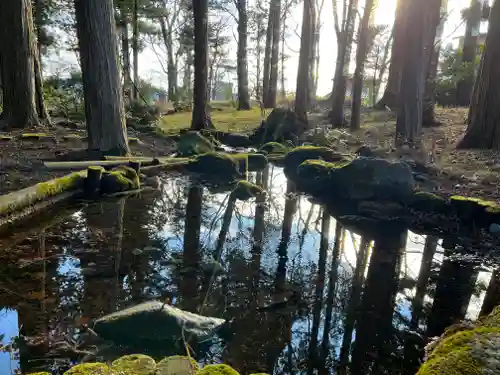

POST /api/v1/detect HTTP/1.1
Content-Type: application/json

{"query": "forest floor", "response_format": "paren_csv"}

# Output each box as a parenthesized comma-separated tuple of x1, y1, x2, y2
(1, 106, 499, 203)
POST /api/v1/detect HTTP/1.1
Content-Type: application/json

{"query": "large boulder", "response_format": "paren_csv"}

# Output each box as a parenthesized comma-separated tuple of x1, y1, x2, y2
(185, 152, 242, 179)
(295, 157, 415, 203)
(93, 301, 226, 346)
(250, 108, 307, 145)
(177, 131, 216, 156)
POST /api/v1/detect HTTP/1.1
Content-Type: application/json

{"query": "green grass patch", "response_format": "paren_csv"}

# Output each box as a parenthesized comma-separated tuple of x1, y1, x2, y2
(159, 107, 262, 135)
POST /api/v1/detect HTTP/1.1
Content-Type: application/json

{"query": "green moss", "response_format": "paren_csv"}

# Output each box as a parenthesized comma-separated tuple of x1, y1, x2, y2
(283, 146, 348, 179)
(186, 152, 241, 178)
(34, 172, 85, 197)
(128, 137, 141, 144)
(196, 364, 240, 375)
(111, 354, 156, 375)
(100, 171, 136, 194)
(479, 306, 500, 327)
(230, 153, 268, 172)
(0, 135, 14, 141)
(88, 166, 105, 172)
(232, 180, 265, 201)
(113, 166, 140, 189)
(156, 356, 200, 375)
(409, 191, 451, 214)
(259, 142, 289, 154)
(20, 132, 50, 139)
(63, 363, 110, 375)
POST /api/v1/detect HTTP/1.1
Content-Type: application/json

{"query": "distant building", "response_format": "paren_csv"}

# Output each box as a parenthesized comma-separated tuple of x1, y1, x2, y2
(212, 82, 234, 101)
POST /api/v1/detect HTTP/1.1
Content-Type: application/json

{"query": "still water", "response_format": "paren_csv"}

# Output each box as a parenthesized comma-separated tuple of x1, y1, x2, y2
(0, 166, 495, 374)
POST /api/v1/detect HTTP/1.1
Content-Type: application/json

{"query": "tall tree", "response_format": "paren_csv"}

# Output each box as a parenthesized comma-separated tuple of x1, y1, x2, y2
(422, 0, 448, 126)
(236, 0, 251, 110)
(395, 0, 441, 146)
(191, 0, 214, 129)
(349, 0, 376, 131)
(0, 0, 46, 129)
(480, 268, 500, 317)
(457, 0, 500, 149)
(132, 0, 140, 100)
(74, 0, 130, 155)
(295, 0, 315, 122)
(455, 0, 483, 106)
(262, 0, 281, 108)
(375, 0, 406, 109)
(329, 0, 358, 126)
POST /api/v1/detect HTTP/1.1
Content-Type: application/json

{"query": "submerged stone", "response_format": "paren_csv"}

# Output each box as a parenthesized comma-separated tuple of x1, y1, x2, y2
(93, 301, 226, 345)
(156, 356, 199, 375)
(489, 223, 500, 235)
(63, 363, 110, 375)
(177, 131, 215, 156)
(111, 354, 156, 375)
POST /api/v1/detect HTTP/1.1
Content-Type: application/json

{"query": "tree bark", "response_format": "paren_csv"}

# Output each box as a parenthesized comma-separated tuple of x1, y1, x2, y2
(295, 0, 315, 123)
(349, 0, 376, 131)
(0, 0, 40, 129)
(74, 0, 130, 155)
(329, 0, 357, 127)
(457, 0, 500, 149)
(132, 0, 139, 100)
(262, 1, 274, 104)
(237, 0, 251, 110)
(480, 268, 500, 317)
(456, 0, 482, 106)
(422, 0, 448, 126)
(263, 0, 281, 108)
(191, 0, 213, 129)
(159, 17, 178, 103)
(375, 0, 407, 110)
(120, 16, 132, 102)
(395, 0, 440, 146)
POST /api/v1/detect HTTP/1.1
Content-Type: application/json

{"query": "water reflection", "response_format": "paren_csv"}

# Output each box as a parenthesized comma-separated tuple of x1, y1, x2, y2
(0, 167, 496, 374)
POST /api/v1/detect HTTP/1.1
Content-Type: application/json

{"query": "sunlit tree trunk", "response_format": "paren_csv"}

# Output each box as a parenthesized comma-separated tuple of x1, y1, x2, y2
(74, 0, 130, 155)
(480, 268, 500, 317)
(132, 0, 139, 100)
(237, 0, 251, 110)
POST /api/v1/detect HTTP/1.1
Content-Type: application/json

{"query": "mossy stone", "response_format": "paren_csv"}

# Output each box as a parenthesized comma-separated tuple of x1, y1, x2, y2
(409, 191, 451, 214)
(113, 166, 140, 189)
(186, 152, 241, 179)
(111, 354, 156, 375)
(232, 180, 265, 201)
(283, 146, 349, 180)
(196, 364, 240, 375)
(294, 159, 336, 195)
(177, 131, 215, 156)
(258, 142, 289, 154)
(231, 153, 268, 172)
(100, 171, 136, 194)
(156, 356, 199, 375)
(63, 363, 110, 375)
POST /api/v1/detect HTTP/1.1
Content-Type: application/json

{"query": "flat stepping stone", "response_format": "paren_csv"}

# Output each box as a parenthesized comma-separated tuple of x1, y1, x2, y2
(111, 354, 156, 375)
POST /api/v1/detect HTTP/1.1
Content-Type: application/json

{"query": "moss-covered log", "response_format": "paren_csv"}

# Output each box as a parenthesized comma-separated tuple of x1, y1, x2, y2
(43, 159, 160, 171)
(0, 171, 86, 229)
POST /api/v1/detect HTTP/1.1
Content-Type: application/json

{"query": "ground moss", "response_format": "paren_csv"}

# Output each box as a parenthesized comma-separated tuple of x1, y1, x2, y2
(156, 356, 200, 375)
(232, 180, 265, 201)
(196, 364, 240, 375)
(63, 363, 110, 375)
(111, 354, 156, 375)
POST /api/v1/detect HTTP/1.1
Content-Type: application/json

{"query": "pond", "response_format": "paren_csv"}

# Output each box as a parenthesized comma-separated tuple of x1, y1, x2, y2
(0, 166, 496, 375)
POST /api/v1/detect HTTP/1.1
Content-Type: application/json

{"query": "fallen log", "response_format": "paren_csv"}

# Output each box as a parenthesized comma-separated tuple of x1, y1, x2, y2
(43, 159, 160, 171)
(0, 171, 86, 230)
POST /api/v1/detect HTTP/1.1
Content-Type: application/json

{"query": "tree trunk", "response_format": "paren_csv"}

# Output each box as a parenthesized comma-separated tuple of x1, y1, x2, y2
(295, 0, 315, 123)
(423, 0, 447, 126)
(329, 0, 357, 127)
(264, 0, 281, 108)
(457, 0, 500, 149)
(237, 0, 251, 110)
(262, 2, 274, 103)
(0, 0, 40, 129)
(34, 50, 50, 124)
(191, 0, 213, 129)
(74, 0, 130, 155)
(132, 0, 139, 100)
(159, 18, 177, 102)
(480, 269, 500, 317)
(349, 0, 376, 131)
(255, 22, 263, 100)
(375, 0, 407, 110)
(456, 0, 482, 106)
(280, 15, 286, 100)
(121, 16, 132, 102)
(395, 0, 440, 146)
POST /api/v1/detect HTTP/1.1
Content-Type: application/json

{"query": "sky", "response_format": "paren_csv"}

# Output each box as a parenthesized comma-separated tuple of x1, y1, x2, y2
(45, 0, 478, 98)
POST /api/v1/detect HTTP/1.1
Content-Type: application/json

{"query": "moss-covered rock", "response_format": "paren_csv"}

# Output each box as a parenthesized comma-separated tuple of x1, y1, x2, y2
(294, 159, 338, 196)
(449, 195, 499, 223)
(186, 152, 241, 179)
(177, 131, 215, 156)
(418, 306, 500, 375)
(250, 107, 306, 144)
(113, 166, 140, 189)
(111, 354, 156, 375)
(100, 171, 137, 194)
(283, 146, 350, 180)
(231, 181, 265, 201)
(63, 363, 110, 375)
(258, 142, 289, 155)
(93, 301, 226, 345)
(196, 364, 240, 375)
(408, 191, 451, 215)
(156, 356, 200, 375)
